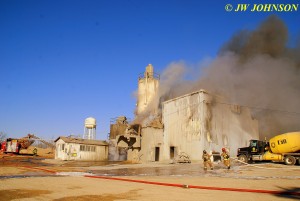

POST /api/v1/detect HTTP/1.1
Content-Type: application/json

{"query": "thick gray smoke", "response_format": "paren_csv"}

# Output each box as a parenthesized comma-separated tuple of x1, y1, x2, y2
(198, 15, 300, 137)
(136, 15, 300, 137)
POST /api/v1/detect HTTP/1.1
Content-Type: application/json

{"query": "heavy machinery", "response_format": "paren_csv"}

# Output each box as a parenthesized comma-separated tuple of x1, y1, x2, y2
(1, 137, 35, 154)
(1, 134, 55, 154)
(237, 132, 300, 165)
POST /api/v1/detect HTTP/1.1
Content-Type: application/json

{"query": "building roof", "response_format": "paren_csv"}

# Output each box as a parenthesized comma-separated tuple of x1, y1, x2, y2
(54, 136, 108, 146)
(162, 89, 208, 104)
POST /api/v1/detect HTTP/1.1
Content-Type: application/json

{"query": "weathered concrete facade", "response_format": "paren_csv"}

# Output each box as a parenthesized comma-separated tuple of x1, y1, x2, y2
(55, 137, 108, 161)
(126, 127, 163, 162)
(161, 90, 259, 160)
(116, 65, 259, 163)
(124, 90, 258, 163)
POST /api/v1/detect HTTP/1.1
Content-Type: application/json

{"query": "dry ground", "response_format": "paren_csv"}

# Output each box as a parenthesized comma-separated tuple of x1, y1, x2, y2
(0, 151, 299, 201)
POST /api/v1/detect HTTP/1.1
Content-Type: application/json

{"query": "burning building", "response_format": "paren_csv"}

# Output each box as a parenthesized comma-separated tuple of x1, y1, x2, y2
(161, 90, 258, 161)
(115, 65, 259, 163)
(112, 16, 300, 163)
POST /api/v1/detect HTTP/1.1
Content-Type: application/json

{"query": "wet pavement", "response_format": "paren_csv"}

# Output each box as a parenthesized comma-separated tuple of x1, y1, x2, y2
(89, 164, 209, 176)
(1, 154, 300, 180)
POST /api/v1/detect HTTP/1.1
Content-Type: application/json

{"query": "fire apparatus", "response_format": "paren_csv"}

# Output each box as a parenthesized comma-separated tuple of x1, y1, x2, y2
(1, 135, 35, 154)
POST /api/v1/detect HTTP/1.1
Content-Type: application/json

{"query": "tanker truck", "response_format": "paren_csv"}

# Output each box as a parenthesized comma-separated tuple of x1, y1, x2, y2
(237, 132, 300, 165)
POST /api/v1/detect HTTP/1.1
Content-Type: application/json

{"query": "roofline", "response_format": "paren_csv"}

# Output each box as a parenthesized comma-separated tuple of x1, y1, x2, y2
(162, 89, 208, 104)
(54, 136, 108, 145)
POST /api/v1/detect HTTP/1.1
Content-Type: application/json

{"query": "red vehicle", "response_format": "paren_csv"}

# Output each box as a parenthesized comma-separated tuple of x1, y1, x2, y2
(2, 138, 22, 154)
(0, 141, 6, 152)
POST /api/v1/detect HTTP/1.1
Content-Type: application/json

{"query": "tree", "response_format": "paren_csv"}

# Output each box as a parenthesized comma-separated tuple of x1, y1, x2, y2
(0, 131, 7, 142)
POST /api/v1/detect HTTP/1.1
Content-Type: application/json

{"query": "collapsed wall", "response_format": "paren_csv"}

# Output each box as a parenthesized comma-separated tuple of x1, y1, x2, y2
(108, 116, 128, 161)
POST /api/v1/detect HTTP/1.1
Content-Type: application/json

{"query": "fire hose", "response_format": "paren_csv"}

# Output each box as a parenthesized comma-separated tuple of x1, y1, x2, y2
(85, 175, 300, 196)
(19, 165, 300, 196)
(232, 157, 300, 170)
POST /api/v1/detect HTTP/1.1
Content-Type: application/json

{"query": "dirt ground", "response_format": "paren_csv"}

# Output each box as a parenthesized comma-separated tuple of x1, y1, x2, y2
(0, 151, 299, 201)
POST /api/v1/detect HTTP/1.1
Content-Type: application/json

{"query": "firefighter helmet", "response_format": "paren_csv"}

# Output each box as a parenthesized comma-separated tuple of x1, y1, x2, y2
(222, 148, 226, 152)
(203, 150, 207, 154)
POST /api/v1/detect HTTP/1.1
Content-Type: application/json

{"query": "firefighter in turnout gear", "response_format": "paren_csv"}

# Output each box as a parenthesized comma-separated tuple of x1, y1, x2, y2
(33, 147, 37, 156)
(221, 148, 230, 169)
(202, 150, 213, 171)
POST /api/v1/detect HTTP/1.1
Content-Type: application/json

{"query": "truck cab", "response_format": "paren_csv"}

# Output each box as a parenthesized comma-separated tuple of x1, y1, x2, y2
(237, 140, 268, 163)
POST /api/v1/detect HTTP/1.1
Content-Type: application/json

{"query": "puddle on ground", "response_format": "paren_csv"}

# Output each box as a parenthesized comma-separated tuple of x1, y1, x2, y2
(0, 174, 62, 179)
(56, 172, 94, 176)
(2, 156, 299, 180)
(59, 160, 129, 167)
(89, 164, 236, 177)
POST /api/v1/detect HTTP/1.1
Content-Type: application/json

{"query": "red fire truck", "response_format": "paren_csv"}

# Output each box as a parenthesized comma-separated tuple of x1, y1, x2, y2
(1, 138, 22, 154)
(1, 135, 36, 154)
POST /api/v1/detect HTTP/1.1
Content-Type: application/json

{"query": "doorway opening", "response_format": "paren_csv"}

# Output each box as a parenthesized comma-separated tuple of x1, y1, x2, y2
(170, 146, 175, 159)
(155, 147, 160, 161)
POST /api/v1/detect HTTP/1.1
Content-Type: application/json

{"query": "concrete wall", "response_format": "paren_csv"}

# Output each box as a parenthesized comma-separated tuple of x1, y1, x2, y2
(55, 139, 108, 161)
(140, 127, 164, 162)
(108, 139, 127, 161)
(161, 90, 258, 161)
(126, 127, 163, 163)
(162, 91, 207, 161)
(136, 64, 159, 115)
(209, 99, 259, 155)
(110, 124, 127, 139)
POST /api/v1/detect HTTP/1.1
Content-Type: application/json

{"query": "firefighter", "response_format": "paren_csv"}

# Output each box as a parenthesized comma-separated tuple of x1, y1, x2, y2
(221, 148, 230, 169)
(202, 150, 213, 171)
(33, 147, 37, 156)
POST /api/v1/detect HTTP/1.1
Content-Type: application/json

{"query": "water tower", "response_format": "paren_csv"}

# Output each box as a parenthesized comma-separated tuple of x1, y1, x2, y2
(83, 117, 96, 140)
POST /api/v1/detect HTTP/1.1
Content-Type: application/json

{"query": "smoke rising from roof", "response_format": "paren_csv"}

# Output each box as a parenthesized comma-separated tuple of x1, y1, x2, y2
(198, 15, 300, 136)
(135, 15, 300, 137)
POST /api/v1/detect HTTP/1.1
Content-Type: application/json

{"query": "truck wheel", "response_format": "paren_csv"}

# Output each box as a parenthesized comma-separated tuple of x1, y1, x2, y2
(284, 155, 296, 165)
(238, 155, 248, 164)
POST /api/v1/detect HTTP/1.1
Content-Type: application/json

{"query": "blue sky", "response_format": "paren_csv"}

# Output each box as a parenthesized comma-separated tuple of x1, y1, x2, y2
(0, 0, 299, 140)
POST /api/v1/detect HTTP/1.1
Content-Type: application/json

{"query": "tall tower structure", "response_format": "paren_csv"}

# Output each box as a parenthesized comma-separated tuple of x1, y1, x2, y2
(83, 117, 96, 140)
(136, 64, 160, 115)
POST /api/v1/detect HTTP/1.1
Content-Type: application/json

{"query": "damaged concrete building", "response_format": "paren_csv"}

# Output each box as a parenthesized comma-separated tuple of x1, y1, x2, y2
(113, 64, 259, 163)
(108, 116, 129, 161)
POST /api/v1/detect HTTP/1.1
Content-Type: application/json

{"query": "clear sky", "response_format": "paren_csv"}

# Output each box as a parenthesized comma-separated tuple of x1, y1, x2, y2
(0, 0, 299, 140)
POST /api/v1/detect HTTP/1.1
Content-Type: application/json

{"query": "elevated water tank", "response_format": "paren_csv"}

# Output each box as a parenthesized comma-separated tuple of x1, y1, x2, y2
(85, 117, 96, 129)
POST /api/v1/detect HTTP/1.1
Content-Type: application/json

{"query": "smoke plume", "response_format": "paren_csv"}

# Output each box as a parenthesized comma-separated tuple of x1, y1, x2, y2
(136, 15, 300, 137)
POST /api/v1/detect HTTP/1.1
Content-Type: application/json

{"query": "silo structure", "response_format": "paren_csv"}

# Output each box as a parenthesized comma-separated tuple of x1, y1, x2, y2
(84, 117, 97, 140)
(136, 64, 160, 115)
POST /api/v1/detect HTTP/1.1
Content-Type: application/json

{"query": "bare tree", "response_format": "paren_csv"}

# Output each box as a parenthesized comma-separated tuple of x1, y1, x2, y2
(0, 131, 7, 142)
